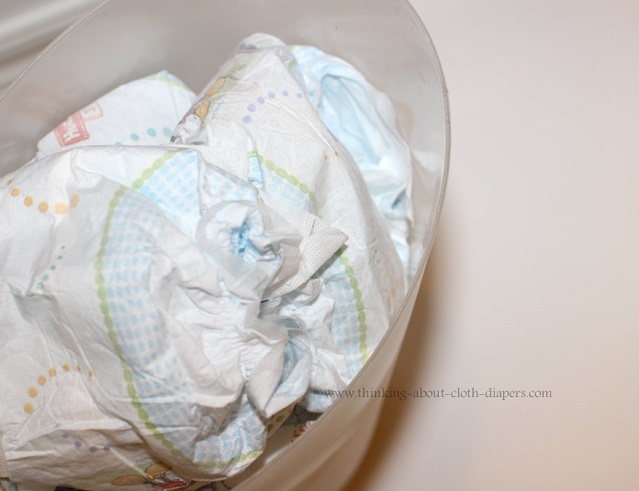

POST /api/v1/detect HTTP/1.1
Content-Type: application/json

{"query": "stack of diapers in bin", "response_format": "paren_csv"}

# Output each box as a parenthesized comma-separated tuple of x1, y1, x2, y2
(0, 34, 412, 490)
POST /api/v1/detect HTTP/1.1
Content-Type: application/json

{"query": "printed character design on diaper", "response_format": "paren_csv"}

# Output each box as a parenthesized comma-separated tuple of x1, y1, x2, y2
(181, 58, 254, 128)
(176, 39, 278, 131)
(112, 463, 188, 491)
(194, 77, 226, 119)
(175, 74, 237, 133)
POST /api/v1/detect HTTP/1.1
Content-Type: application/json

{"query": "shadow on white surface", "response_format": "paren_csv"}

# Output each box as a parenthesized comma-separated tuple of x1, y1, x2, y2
(346, 211, 474, 490)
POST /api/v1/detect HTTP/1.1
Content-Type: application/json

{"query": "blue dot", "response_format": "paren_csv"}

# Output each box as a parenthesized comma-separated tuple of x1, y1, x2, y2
(115, 141, 122, 145)
(42, 275, 49, 281)
(147, 128, 157, 137)
(282, 90, 289, 96)
(89, 446, 98, 452)
(163, 127, 172, 138)
(297, 92, 303, 98)
(268, 91, 276, 99)
(130, 133, 139, 141)
(74, 441, 82, 448)
(247, 103, 256, 112)
(257, 96, 265, 104)
(243, 115, 252, 124)
(62, 433, 69, 439)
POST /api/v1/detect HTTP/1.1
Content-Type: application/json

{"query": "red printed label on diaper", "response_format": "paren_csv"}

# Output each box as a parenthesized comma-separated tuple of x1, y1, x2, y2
(80, 102, 103, 121)
(54, 112, 89, 146)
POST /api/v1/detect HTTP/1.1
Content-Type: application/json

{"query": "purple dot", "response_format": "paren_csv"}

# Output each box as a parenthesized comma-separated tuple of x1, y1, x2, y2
(257, 96, 265, 104)
(297, 92, 303, 98)
(242, 115, 252, 124)
(247, 103, 256, 112)
(282, 90, 289, 97)
(104, 445, 111, 451)
(268, 91, 276, 99)
(89, 446, 98, 452)
(62, 433, 69, 439)
(74, 441, 82, 448)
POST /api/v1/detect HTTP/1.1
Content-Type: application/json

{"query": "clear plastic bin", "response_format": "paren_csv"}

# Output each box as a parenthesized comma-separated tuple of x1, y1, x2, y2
(0, 1, 449, 489)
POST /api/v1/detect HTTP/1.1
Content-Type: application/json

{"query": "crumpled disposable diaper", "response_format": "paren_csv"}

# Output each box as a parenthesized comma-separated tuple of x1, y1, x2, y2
(0, 33, 410, 489)
(36, 70, 196, 156)
(291, 44, 413, 272)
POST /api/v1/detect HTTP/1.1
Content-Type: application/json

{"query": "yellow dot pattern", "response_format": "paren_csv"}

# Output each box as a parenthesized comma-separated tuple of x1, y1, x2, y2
(6, 183, 80, 216)
(23, 362, 94, 414)
(55, 202, 68, 215)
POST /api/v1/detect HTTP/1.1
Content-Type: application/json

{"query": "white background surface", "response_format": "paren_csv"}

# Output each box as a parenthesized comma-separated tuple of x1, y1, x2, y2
(349, 0, 639, 489)
(1, 1, 637, 489)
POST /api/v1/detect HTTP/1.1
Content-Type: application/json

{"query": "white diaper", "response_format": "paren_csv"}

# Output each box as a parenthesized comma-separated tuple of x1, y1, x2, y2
(292, 44, 413, 272)
(0, 33, 408, 490)
(36, 71, 196, 158)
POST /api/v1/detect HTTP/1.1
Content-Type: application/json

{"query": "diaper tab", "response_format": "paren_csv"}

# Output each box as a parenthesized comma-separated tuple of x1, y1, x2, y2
(259, 189, 348, 298)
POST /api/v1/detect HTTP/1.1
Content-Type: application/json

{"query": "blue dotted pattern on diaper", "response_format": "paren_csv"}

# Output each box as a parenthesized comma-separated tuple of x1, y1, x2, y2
(257, 162, 363, 377)
(115, 127, 174, 146)
(247, 155, 264, 189)
(201, 164, 257, 203)
(137, 151, 200, 236)
(102, 152, 266, 464)
(104, 192, 201, 453)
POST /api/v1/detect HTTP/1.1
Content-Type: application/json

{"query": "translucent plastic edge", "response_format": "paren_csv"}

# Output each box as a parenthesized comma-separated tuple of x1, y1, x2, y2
(0, 0, 451, 485)
(233, 0, 451, 486)
(0, 0, 109, 102)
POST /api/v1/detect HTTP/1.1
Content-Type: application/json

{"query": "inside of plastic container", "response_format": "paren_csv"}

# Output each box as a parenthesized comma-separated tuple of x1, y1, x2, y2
(0, 0, 447, 276)
(0, 0, 449, 488)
